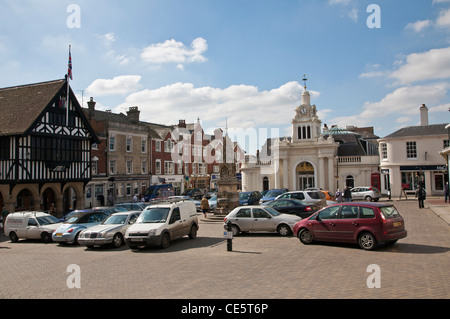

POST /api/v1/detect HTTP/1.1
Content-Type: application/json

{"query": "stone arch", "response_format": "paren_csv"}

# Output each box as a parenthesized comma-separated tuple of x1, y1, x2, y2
(292, 160, 317, 190)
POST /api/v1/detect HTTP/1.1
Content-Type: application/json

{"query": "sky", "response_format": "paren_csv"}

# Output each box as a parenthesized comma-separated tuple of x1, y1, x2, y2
(1, 0, 449, 155)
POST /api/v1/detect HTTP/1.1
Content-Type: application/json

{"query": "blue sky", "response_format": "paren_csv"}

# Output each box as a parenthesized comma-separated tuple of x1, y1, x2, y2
(1, 0, 449, 154)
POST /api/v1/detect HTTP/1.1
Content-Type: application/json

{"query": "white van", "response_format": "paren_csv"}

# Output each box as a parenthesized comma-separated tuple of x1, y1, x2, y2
(4, 212, 62, 243)
(125, 200, 199, 249)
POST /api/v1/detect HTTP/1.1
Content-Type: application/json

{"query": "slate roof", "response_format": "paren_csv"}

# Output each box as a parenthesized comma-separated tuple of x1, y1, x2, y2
(383, 124, 447, 139)
(0, 79, 66, 136)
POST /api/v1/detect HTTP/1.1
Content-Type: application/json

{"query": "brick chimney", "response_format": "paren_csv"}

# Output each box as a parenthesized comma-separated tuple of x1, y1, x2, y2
(127, 106, 140, 124)
(420, 104, 428, 126)
(87, 97, 96, 120)
(178, 119, 187, 128)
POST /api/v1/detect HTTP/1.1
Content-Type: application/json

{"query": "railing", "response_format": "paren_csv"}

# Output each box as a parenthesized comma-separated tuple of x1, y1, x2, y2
(338, 156, 361, 163)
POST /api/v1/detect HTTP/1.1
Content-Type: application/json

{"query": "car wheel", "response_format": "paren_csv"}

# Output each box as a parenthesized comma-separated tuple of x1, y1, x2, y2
(277, 224, 291, 236)
(112, 233, 123, 248)
(160, 233, 171, 249)
(188, 225, 198, 239)
(358, 232, 377, 250)
(231, 224, 240, 236)
(9, 231, 18, 243)
(298, 228, 313, 245)
(73, 232, 81, 245)
(365, 196, 373, 202)
(41, 232, 51, 243)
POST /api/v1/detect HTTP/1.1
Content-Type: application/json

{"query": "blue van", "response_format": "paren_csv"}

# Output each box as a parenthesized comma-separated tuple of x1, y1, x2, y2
(144, 184, 174, 201)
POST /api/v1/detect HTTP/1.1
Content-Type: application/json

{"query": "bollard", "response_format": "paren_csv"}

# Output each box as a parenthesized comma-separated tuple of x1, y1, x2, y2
(226, 221, 233, 252)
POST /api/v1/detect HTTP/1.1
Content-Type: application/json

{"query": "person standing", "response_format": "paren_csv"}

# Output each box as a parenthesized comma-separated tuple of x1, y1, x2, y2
(444, 182, 449, 204)
(335, 189, 343, 203)
(344, 186, 352, 202)
(1, 206, 9, 235)
(200, 196, 210, 218)
(416, 184, 426, 209)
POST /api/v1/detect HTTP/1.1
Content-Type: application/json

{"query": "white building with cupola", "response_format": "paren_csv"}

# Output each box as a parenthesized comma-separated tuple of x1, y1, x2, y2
(241, 79, 381, 194)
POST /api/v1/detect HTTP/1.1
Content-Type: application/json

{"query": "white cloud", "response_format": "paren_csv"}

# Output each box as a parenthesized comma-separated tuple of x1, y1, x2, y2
(329, 83, 449, 128)
(405, 20, 432, 32)
(140, 37, 208, 66)
(437, 8, 450, 27)
(389, 47, 450, 84)
(86, 75, 142, 97)
(114, 81, 319, 129)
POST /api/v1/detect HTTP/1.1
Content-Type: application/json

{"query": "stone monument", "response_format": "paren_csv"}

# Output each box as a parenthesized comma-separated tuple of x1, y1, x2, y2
(216, 134, 240, 215)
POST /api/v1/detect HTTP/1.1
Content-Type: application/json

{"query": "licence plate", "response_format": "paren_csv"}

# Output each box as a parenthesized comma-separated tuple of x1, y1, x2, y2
(393, 222, 402, 227)
(55, 233, 63, 237)
(131, 238, 144, 242)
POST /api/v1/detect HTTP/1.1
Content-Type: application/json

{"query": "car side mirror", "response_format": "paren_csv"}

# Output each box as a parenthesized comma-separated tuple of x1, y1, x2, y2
(315, 215, 321, 221)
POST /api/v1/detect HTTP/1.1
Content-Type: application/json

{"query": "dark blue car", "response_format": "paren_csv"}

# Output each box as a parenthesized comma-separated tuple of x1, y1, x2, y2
(260, 189, 288, 204)
(239, 191, 262, 206)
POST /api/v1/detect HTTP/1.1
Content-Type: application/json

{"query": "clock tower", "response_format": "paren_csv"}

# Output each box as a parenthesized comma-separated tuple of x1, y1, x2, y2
(291, 75, 322, 143)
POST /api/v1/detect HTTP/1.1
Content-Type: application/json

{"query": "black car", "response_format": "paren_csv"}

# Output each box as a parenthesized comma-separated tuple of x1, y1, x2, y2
(265, 199, 317, 219)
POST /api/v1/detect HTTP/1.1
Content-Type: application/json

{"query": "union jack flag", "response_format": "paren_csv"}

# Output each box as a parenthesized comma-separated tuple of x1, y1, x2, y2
(68, 47, 73, 80)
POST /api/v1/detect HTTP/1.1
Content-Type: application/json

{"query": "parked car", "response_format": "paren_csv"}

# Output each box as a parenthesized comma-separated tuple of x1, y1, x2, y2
(4, 212, 62, 243)
(293, 202, 407, 250)
(208, 194, 218, 210)
(125, 200, 199, 249)
(60, 206, 123, 222)
(276, 190, 326, 208)
(239, 191, 262, 205)
(265, 199, 317, 219)
(223, 205, 301, 236)
(351, 187, 381, 202)
(52, 210, 109, 244)
(78, 211, 141, 248)
(182, 188, 204, 200)
(259, 189, 288, 204)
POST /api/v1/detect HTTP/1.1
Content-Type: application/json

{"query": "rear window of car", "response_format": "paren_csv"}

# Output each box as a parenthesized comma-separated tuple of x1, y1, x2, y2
(360, 207, 375, 219)
(307, 192, 320, 199)
(380, 206, 400, 219)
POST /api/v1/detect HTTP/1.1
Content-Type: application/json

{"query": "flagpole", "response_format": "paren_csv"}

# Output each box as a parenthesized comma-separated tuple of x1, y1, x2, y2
(66, 45, 71, 127)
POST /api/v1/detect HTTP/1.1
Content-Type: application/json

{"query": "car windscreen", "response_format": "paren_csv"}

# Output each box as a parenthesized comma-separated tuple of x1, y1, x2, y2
(264, 207, 281, 216)
(103, 214, 128, 225)
(239, 193, 251, 199)
(137, 208, 170, 223)
(36, 215, 60, 225)
(380, 206, 400, 219)
(265, 190, 283, 197)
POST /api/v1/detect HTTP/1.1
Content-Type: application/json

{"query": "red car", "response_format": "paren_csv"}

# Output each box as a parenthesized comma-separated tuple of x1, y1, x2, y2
(293, 202, 407, 250)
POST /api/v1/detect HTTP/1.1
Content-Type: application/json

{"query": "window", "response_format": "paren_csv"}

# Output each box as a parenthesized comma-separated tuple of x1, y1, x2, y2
(164, 140, 173, 153)
(380, 143, 387, 159)
(236, 208, 251, 218)
(126, 183, 132, 196)
(155, 140, 161, 152)
(155, 160, 161, 174)
(253, 208, 270, 218)
(91, 143, 98, 150)
(360, 207, 375, 219)
(141, 138, 147, 153)
(109, 159, 116, 175)
(406, 141, 417, 159)
(109, 135, 115, 151)
(141, 160, 147, 174)
(126, 137, 132, 152)
(0, 137, 10, 160)
(126, 159, 132, 174)
(165, 161, 174, 174)
(317, 206, 340, 220)
(170, 208, 181, 224)
(91, 160, 98, 175)
(444, 139, 450, 149)
(340, 205, 358, 219)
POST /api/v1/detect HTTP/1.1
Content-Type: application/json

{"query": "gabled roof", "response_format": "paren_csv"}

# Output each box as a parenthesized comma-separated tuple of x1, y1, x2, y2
(383, 124, 447, 139)
(0, 79, 66, 136)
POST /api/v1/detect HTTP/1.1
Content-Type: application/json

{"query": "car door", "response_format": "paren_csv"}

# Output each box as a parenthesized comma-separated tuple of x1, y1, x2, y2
(312, 205, 340, 240)
(351, 188, 361, 200)
(252, 208, 276, 232)
(26, 217, 41, 239)
(335, 205, 360, 241)
(269, 200, 289, 214)
(168, 207, 184, 239)
(231, 208, 253, 232)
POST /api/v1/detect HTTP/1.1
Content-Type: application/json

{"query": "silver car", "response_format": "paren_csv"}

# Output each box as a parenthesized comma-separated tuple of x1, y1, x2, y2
(350, 187, 381, 202)
(223, 205, 301, 236)
(78, 211, 140, 248)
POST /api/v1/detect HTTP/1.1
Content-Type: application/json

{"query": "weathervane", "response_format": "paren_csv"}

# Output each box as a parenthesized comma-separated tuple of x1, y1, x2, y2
(302, 74, 308, 90)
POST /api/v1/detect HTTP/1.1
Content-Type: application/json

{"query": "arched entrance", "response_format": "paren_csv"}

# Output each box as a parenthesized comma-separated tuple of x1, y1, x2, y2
(296, 162, 315, 190)
(42, 188, 56, 214)
(262, 177, 269, 191)
(16, 189, 34, 211)
(63, 187, 77, 213)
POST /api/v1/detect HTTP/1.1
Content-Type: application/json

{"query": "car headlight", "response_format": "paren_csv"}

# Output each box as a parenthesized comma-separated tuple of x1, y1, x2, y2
(148, 229, 157, 237)
(99, 231, 107, 238)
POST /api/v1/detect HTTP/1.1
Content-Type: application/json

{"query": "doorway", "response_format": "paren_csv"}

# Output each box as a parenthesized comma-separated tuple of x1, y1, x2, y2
(296, 162, 315, 190)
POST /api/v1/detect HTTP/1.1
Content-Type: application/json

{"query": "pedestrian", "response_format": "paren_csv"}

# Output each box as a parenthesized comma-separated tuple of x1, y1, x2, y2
(416, 184, 426, 209)
(335, 189, 342, 203)
(444, 182, 449, 204)
(200, 196, 209, 218)
(344, 186, 352, 202)
(1, 206, 9, 235)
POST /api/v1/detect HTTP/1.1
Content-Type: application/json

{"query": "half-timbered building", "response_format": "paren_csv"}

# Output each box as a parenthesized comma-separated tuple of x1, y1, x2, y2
(0, 78, 98, 216)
